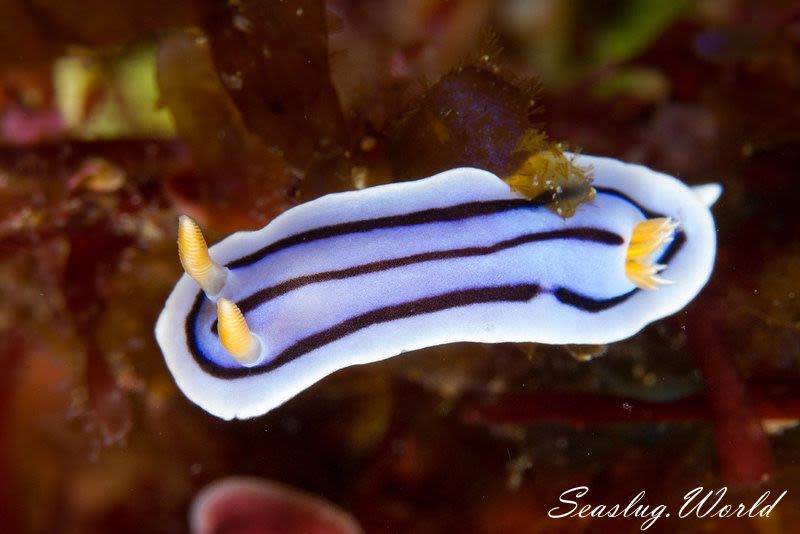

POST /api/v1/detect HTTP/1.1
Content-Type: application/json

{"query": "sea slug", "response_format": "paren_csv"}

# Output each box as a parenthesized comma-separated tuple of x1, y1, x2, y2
(156, 153, 721, 419)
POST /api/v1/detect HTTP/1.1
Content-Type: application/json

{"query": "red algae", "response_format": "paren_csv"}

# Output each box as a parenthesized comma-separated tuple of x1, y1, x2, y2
(156, 29, 295, 232)
(204, 0, 347, 171)
(389, 64, 539, 181)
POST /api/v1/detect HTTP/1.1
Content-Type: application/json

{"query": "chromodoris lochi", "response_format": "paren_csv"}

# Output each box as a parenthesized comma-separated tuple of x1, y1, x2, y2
(156, 153, 721, 420)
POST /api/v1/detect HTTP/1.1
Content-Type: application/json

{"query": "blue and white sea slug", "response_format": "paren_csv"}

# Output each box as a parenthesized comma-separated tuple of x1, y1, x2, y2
(156, 153, 721, 420)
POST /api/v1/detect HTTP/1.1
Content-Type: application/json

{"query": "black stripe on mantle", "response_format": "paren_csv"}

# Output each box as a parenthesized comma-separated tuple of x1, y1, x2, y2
(209, 226, 624, 334)
(225, 186, 589, 269)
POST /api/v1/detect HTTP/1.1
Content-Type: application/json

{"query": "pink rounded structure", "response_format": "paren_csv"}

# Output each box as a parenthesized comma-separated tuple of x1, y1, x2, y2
(190, 477, 362, 534)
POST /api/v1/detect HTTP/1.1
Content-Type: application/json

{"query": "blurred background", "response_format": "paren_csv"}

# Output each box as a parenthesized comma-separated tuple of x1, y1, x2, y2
(1, 0, 799, 532)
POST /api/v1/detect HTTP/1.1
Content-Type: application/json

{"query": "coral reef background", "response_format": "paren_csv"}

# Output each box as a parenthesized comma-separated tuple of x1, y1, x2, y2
(1, 0, 799, 532)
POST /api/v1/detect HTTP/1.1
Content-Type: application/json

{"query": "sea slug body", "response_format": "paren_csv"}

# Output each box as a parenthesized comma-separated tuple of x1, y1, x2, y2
(156, 153, 721, 419)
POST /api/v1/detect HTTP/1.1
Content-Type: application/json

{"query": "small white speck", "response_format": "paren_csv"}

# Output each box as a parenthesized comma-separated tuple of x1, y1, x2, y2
(233, 14, 252, 33)
(220, 71, 243, 90)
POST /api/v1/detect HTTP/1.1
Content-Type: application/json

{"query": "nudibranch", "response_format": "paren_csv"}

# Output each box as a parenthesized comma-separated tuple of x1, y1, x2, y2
(156, 153, 721, 420)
